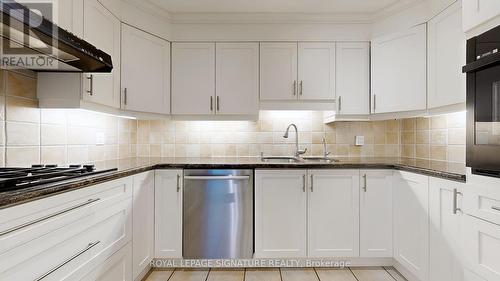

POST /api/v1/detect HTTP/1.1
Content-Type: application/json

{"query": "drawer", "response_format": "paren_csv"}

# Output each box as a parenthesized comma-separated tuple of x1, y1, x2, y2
(463, 183, 500, 226)
(0, 197, 131, 280)
(462, 215, 500, 281)
(76, 243, 132, 281)
(0, 177, 132, 255)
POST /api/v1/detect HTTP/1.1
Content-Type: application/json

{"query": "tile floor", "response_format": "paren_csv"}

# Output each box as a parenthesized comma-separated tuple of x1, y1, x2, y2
(144, 267, 408, 281)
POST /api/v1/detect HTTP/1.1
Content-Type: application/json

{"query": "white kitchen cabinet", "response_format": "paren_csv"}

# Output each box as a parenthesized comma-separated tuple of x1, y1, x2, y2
(428, 1, 466, 109)
(260, 43, 298, 101)
(308, 170, 359, 257)
(132, 171, 155, 280)
(154, 170, 183, 258)
(335, 42, 370, 115)
(393, 171, 429, 281)
(54, 0, 83, 37)
(216, 43, 259, 115)
(429, 178, 464, 281)
(462, 0, 500, 32)
(121, 24, 170, 114)
(171, 43, 216, 115)
(298, 42, 336, 101)
(38, 0, 121, 110)
(255, 170, 307, 258)
(79, 243, 132, 281)
(359, 170, 393, 258)
(371, 24, 427, 113)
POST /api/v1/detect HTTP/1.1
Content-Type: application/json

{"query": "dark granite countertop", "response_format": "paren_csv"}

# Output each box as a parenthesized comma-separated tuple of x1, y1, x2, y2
(0, 157, 466, 209)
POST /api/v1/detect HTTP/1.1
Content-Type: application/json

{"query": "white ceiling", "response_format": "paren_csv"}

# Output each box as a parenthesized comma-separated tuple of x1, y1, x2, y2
(147, 0, 403, 14)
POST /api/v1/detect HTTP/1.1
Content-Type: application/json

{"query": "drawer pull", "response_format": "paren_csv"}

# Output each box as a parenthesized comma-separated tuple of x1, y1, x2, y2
(492, 206, 500, 212)
(35, 240, 100, 281)
(0, 198, 100, 236)
(453, 189, 462, 215)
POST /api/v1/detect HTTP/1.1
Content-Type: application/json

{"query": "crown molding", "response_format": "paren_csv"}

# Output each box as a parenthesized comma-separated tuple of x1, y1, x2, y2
(122, 0, 173, 21)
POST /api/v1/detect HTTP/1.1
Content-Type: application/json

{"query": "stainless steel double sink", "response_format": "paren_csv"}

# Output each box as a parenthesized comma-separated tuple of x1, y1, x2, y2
(260, 156, 339, 163)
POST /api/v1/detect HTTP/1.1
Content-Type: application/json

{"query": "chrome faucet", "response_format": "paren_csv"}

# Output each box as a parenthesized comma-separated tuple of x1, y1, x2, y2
(283, 124, 307, 158)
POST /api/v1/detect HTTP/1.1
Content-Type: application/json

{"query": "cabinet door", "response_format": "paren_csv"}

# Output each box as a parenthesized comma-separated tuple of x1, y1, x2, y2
(429, 178, 464, 281)
(462, 0, 500, 32)
(308, 170, 359, 257)
(255, 170, 307, 258)
(298, 42, 335, 101)
(371, 24, 427, 113)
(393, 171, 429, 281)
(80, 243, 132, 281)
(132, 172, 154, 279)
(121, 24, 170, 114)
(462, 215, 500, 281)
(154, 170, 183, 258)
(260, 43, 298, 101)
(360, 170, 393, 258)
(336, 42, 370, 115)
(55, 0, 83, 37)
(216, 43, 259, 115)
(428, 1, 466, 109)
(171, 43, 216, 115)
(82, 0, 121, 108)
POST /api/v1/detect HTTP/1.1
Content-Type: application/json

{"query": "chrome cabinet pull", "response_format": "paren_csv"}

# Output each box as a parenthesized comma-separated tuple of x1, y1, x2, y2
(293, 80, 297, 96)
(216, 96, 220, 112)
(184, 175, 249, 180)
(86, 74, 93, 96)
(176, 174, 181, 192)
(303, 174, 306, 192)
(299, 80, 303, 96)
(123, 88, 128, 105)
(362, 174, 367, 192)
(0, 198, 100, 237)
(373, 94, 376, 112)
(310, 174, 314, 192)
(453, 188, 462, 214)
(210, 96, 213, 111)
(338, 96, 342, 112)
(35, 241, 100, 281)
(492, 206, 500, 212)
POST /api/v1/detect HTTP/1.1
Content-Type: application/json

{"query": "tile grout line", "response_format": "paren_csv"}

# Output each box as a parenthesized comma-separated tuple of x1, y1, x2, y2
(204, 268, 211, 281)
(166, 268, 176, 281)
(279, 267, 283, 281)
(313, 267, 321, 281)
(348, 267, 361, 281)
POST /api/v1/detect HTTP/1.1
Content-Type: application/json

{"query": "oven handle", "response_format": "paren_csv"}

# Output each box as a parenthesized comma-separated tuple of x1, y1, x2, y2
(463, 51, 500, 73)
(184, 175, 250, 181)
(0, 198, 100, 237)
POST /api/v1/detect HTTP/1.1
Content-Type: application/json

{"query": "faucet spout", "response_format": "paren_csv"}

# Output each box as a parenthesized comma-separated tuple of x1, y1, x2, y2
(283, 124, 307, 157)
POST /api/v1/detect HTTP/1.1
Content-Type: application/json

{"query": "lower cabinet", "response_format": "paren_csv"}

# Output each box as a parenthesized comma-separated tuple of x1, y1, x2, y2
(79, 243, 133, 281)
(429, 178, 464, 281)
(154, 170, 183, 258)
(132, 171, 155, 280)
(360, 170, 393, 258)
(393, 171, 430, 281)
(255, 169, 308, 258)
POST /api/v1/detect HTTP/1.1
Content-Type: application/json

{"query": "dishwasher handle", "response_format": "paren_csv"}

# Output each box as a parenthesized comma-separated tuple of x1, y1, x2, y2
(184, 175, 250, 181)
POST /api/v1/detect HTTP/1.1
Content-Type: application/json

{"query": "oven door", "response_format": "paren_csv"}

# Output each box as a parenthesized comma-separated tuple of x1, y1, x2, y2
(467, 63, 500, 176)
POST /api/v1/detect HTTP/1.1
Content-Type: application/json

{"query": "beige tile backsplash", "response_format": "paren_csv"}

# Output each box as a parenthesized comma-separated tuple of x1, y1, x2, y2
(0, 69, 467, 166)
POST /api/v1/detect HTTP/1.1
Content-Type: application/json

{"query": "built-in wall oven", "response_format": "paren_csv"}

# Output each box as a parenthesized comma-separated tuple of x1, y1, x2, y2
(464, 25, 500, 177)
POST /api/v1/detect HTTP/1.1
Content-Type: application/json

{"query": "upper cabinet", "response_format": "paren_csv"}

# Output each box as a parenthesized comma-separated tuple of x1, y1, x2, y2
(428, 1, 466, 109)
(260, 42, 336, 104)
(38, 0, 121, 110)
(371, 24, 427, 114)
(335, 42, 370, 115)
(121, 24, 170, 114)
(462, 0, 500, 32)
(171, 42, 259, 118)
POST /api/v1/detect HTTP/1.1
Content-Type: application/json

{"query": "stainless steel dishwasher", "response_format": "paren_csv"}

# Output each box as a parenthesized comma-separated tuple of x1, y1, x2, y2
(183, 169, 253, 259)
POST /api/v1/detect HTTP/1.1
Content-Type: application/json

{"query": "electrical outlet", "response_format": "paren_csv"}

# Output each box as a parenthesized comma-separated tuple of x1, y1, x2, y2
(355, 136, 365, 146)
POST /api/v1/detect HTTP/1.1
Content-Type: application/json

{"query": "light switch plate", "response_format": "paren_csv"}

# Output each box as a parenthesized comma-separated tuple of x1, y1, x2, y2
(355, 136, 365, 146)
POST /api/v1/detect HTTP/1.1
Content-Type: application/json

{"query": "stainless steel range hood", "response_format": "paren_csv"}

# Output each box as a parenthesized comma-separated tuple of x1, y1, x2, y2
(0, 0, 112, 72)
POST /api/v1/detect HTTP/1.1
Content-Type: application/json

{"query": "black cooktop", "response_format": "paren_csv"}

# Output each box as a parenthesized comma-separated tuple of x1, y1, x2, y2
(0, 165, 117, 192)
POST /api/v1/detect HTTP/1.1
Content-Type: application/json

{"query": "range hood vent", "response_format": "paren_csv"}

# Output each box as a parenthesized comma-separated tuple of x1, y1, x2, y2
(0, 0, 112, 72)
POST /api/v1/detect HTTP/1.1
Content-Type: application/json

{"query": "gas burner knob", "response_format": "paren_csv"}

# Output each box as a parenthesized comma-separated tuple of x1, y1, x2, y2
(69, 165, 82, 168)
(83, 165, 95, 172)
(31, 164, 44, 168)
(45, 164, 58, 168)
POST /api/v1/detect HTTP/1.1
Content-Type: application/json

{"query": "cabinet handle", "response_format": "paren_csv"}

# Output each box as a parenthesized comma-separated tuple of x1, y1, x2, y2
(86, 74, 93, 96)
(302, 174, 306, 192)
(373, 94, 376, 112)
(338, 96, 342, 112)
(299, 80, 303, 96)
(453, 188, 462, 214)
(123, 88, 128, 105)
(293, 80, 297, 96)
(210, 96, 213, 111)
(35, 241, 101, 281)
(310, 174, 314, 192)
(362, 174, 367, 192)
(216, 96, 220, 112)
(176, 174, 181, 192)
(0, 198, 100, 237)
(492, 206, 500, 212)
